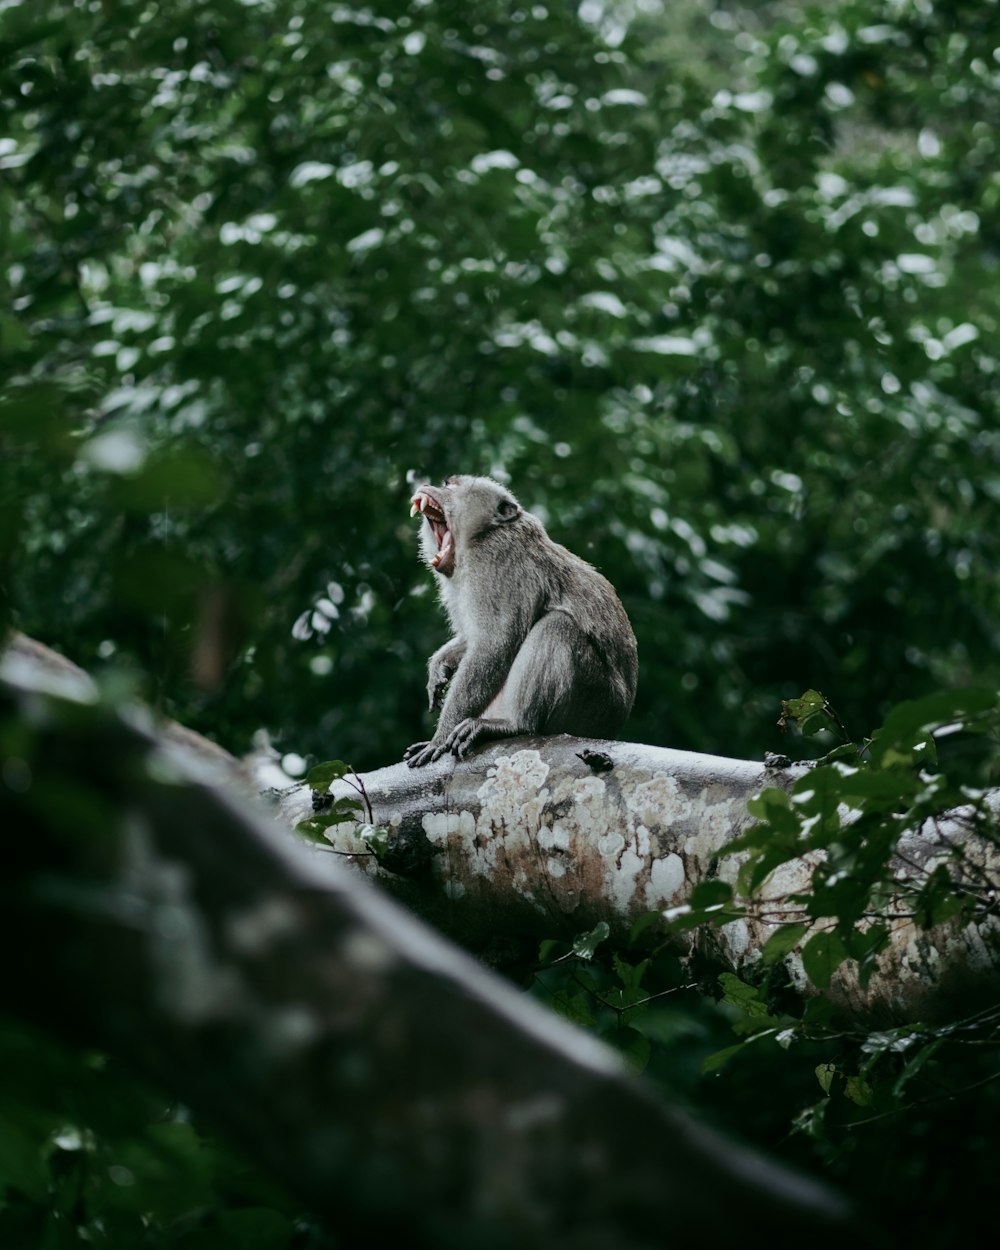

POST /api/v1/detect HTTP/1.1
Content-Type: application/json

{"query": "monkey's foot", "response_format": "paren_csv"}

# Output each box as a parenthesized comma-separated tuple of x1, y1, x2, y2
(404, 740, 437, 768)
(442, 716, 517, 759)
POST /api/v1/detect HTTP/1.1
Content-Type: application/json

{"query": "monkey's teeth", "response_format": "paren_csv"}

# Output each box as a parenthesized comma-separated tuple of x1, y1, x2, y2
(409, 501, 420, 517)
(430, 553, 441, 567)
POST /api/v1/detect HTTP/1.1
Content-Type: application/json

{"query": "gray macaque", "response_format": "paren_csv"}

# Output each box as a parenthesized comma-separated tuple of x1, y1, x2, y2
(404, 475, 638, 768)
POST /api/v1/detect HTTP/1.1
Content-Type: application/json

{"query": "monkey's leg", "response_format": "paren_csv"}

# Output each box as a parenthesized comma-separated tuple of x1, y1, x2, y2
(436, 613, 583, 759)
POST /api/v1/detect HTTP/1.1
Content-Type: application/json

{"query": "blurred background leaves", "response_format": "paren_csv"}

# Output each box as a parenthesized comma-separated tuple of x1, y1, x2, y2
(3, 0, 998, 775)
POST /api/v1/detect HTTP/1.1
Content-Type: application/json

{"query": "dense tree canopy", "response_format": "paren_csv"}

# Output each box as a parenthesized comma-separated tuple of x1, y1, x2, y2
(4, 0, 998, 771)
(2, 0, 999, 1246)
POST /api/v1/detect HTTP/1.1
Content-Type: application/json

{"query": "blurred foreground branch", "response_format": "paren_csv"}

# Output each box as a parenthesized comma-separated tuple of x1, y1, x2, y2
(0, 636, 863, 1247)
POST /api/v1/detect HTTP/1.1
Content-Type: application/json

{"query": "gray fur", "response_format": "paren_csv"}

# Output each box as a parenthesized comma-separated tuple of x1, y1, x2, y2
(405, 475, 638, 767)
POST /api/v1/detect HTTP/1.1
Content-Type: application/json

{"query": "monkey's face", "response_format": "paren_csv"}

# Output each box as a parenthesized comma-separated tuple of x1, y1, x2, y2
(409, 475, 521, 577)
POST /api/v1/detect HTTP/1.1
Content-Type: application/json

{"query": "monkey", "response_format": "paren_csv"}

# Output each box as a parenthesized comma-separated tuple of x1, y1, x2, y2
(404, 474, 638, 768)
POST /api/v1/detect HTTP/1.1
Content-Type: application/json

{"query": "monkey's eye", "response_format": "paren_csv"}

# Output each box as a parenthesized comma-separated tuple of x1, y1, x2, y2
(443, 475, 460, 486)
(496, 499, 519, 522)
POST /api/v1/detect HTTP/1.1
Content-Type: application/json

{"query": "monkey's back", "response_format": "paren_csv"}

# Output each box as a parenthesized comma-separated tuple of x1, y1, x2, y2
(476, 523, 638, 736)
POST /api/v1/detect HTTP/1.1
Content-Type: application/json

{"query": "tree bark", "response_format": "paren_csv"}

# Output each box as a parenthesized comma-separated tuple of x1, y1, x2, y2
(0, 640, 867, 1248)
(271, 738, 1000, 1026)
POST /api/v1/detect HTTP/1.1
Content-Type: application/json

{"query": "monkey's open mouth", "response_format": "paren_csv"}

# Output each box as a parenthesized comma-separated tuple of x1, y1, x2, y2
(410, 489, 455, 574)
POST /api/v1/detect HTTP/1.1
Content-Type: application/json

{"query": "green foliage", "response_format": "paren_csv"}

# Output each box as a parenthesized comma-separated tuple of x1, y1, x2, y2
(728, 687, 1000, 989)
(296, 759, 391, 862)
(3, 0, 1000, 1245)
(0, 1021, 321, 1249)
(531, 683, 1000, 1247)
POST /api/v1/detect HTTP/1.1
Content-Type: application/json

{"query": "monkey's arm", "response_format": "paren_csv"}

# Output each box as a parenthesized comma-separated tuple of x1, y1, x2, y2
(403, 637, 470, 766)
(406, 629, 525, 768)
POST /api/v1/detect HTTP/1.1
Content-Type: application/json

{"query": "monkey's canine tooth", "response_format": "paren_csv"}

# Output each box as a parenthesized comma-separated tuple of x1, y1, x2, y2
(409, 501, 420, 517)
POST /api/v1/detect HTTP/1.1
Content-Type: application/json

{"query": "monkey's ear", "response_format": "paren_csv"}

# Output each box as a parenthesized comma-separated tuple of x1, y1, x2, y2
(496, 498, 520, 522)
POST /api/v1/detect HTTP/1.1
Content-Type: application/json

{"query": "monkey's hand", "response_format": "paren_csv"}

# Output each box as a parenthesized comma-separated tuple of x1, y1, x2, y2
(427, 666, 453, 711)
(426, 638, 466, 711)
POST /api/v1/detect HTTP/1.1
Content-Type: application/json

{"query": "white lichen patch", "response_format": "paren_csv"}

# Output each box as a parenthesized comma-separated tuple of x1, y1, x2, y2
(422, 809, 477, 846)
(438, 750, 555, 888)
(280, 785, 315, 829)
(625, 773, 692, 831)
(901, 931, 941, 975)
(607, 840, 647, 914)
(443, 877, 466, 900)
(645, 852, 686, 907)
(597, 831, 626, 859)
(551, 773, 607, 808)
(683, 796, 746, 864)
(761, 853, 817, 899)
(475, 752, 551, 843)
(478, 749, 551, 817)
(720, 916, 751, 959)
(324, 819, 367, 853)
(537, 824, 571, 852)
(546, 857, 567, 878)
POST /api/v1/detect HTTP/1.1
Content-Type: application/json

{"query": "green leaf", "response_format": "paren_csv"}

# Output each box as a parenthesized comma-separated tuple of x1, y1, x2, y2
(800, 929, 849, 989)
(627, 910, 661, 945)
(844, 1075, 873, 1107)
(572, 921, 610, 961)
(294, 804, 363, 842)
(914, 864, 965, 928)
(791, 1102, 829, 1140)
(688, 880, 734, 908)
(802, 995, 836, 1027)
(815, 1061, 837, 1095)
(761, 921, 811, 965)
(111, 447, 226, 512)
(744, 785, 793, 827)
(892, 1039, 943, 1097)
(780, 688, 829, 736)
(847, 923, 890, 990)
(548, 989, 596, 1028)
(869, 688, 999, 770)
(610, 1026, 651, 1073)
(306, 759, 353, 792)
(701, 1042, 748, 1074)
(612, 954, 650, 992)
(718, 972, 770, 1017)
